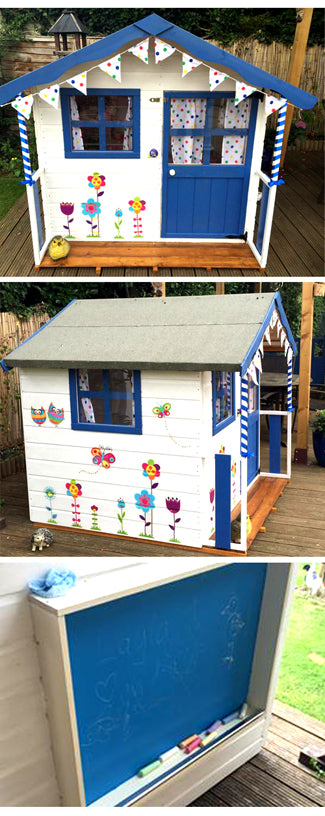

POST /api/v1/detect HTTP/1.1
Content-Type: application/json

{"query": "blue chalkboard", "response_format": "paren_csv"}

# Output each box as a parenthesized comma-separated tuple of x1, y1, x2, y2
(66, 564, 267, 805)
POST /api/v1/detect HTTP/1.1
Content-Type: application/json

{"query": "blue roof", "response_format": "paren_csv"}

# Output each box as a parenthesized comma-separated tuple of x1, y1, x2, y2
(0, 13, 317, 108)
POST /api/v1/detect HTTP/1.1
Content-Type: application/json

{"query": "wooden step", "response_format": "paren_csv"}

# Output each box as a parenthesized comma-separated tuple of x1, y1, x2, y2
(37, 240, 262, 273)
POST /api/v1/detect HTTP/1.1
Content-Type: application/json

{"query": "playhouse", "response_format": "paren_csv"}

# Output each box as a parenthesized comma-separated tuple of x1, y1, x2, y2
(0, 13, 317, 273)
(29, 561, 296, 806)
(2, 292, 296, 554)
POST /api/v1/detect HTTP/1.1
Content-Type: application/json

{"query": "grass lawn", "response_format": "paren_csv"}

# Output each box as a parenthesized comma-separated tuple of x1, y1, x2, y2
(276, 563, 325, 722)
(0, 177, 25, 220)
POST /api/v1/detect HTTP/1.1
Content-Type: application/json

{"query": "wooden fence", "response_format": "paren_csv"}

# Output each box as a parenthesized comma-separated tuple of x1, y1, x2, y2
(0, 311, 49, 450)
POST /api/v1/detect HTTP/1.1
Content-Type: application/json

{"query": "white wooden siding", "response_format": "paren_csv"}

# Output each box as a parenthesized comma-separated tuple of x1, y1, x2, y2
(33, 43, 240, 242)
(20, 367, 203, 547)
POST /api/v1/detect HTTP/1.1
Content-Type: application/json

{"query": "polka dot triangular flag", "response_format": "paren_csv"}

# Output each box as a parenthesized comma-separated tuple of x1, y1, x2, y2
(234, 80, 256, 106)
(182, 52, 201, 77)
(98, 55, 122, 82)
(67, 72, 87, 95)
(128, 38, 149, 64)
(38, 85, 60, 109)
(209, 67, 228, 90)
(247, 361, 258, 385)
(11, 94, 34, 120)
(253, 349, 263, 373)
(154, 38, 176, 64)
(265, 94, 287, 117)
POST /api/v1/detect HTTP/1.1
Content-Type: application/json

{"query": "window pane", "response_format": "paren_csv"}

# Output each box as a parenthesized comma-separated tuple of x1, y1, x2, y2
(105, 96, 132, 121)
(79, 397, 105, 424)
(106, 128, 133, 151)
(109, 369, 133, 393)
(109, 370, 134, 426)
(78, 369, 103, 391)
(210, 135, 223, 164)
(212, 98, 228, 128)
(169, 135, 204, 164)
(72, 127, 99, 151)
(72, 95, 98, 120)
(248, 378, 258, 413)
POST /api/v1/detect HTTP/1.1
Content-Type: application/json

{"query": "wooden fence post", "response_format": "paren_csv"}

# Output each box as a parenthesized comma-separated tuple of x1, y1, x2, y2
(294, 282, 314, 464)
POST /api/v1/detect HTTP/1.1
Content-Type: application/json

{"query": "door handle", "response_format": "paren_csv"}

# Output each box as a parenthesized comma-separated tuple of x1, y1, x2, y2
(169, 169, 176, 176)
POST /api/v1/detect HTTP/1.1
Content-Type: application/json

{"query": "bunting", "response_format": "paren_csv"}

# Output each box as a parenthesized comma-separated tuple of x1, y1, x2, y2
(38, 85, 60, 109)
(265, 94, 287, 117)
(11, 94, 34, 120)
(98, 56, 122, 82)
(182, 53, 201, 77)
(234, 80, 257, 106)
(209, 68, 228, 90)
(154, 38, 175, 63)
(67, 72, 87, 95)
(128, 38, 149, 63)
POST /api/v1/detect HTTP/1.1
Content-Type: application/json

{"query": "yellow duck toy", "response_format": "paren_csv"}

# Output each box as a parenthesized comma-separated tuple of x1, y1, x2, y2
(48, 235, 70, 261)
(231, 514, 252, 543)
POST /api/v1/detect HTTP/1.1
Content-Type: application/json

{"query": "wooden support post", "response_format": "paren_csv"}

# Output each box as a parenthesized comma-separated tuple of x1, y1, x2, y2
(280, 8, 313, 170)
(215, 282, 225, 295)
(254, 282, 262, 293)
(294, 282, 314, 464)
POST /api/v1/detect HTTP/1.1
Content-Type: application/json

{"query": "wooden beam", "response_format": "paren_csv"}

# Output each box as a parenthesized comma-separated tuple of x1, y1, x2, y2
(215, 282, 225, 294)
(294, 282, 314, 464)
(280, 8, 313, 169)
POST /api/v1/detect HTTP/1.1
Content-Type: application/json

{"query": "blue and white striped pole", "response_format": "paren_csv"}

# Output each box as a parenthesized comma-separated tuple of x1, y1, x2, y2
(269, 101, 287, 187)
(240, 374, 249, 457)
(287, 353, 293, 412)
(17, 111, 35, 187)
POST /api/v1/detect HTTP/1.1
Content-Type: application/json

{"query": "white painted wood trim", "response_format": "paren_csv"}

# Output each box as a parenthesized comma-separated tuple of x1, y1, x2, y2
(256, 169, 271, 185)
(260, 184, 277, 268)
(260, 409, 289, 416)
(26, 184, 41, 266)
(240, 456, 248, 550)
(28, 560, 226, 616)
(244, 99, 266, 243)
(30, 604, 86, 806)
(286, 410, 292, 479)
(260, 471, 289, 479)
(246, 235, 262, 265)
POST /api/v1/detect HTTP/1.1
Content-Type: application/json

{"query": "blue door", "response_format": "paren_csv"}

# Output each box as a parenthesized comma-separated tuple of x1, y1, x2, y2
(247, 375, 259, 485)
(162, 92, 258, 238)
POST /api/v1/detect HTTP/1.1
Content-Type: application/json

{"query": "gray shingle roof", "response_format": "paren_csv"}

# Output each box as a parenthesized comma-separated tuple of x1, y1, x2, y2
(4, 293, 283, 372)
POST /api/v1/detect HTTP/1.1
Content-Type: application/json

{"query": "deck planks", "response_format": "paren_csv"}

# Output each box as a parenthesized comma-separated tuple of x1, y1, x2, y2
(0, 152, 323, 277)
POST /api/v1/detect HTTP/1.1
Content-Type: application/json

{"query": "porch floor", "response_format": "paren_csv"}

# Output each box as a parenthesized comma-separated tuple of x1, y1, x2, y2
(36, 240, 260, 275)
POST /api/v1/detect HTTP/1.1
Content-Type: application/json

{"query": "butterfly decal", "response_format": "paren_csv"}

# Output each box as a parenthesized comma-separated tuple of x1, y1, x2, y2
(47, 403, 65, 425)
(31, 406, 46, 425)
(152, 402, 171, 418)
(91, 447, 116, 469)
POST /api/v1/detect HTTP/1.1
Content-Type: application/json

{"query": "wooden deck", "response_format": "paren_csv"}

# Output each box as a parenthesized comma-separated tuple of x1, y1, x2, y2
(190, 700, 325, 807)
(1, 444, 324, 557)
(0, 152, 323, 277)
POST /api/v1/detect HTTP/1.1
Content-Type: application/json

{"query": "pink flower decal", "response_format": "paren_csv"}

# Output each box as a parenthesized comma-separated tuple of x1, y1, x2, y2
(142, 459, 160, 481)
(129, 197, 146, 237)
(66, 480, 82, 527)
(88, 172, 106, 191)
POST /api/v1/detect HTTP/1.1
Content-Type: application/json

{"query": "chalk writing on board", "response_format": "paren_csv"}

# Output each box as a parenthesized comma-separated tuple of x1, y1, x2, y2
(221, 594, 245, 668)
(82, 598, 205, 749)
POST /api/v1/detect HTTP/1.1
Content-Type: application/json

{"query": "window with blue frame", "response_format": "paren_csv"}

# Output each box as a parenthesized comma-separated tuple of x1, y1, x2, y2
(168, 94, 251, 166)
(61, 89, 140, 158)
(212, 371, 235, 434)
(69, 369, 142, 434)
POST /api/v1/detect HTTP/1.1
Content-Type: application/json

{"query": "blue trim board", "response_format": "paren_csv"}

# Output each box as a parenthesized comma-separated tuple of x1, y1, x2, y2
(61, 88, 140, 160)
(269, 415, 281, 474)
(0, 15, 317, 109)
(69, 368, 142, 435)
(240, 292, 297, 377)
(3, 299, 77, 368)
(65, 564, 267, 804)
(214, 454, 232, 549)
(256, 184, 269, 255)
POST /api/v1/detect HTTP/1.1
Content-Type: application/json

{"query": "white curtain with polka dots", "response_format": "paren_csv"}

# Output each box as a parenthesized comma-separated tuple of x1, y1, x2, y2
(170, 98, 207, 164)
(221, 99, 251, 165)
(70, 96, 84, 151)
(78, 370, 95, 422)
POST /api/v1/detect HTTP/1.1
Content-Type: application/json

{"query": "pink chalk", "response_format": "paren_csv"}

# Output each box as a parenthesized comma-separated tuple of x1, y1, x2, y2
(185, 736, 202, 753)
(206, 719, 222, 734)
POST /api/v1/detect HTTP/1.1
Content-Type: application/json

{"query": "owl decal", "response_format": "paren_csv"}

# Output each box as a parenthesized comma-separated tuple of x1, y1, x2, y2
(31, 407, 46, 426)
(47, 403, 65, 425)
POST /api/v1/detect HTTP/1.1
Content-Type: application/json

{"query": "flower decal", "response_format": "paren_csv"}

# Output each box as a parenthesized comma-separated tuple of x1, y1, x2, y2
(135, 489, 155, 514)
(129, 197, 146, 214)
(142, 459, 160, 481)
(44, 486, 57, 524)
(166, 497, 181, 543)
(88, 172, 106, 191)
(45, 487, 55, 499)
(60, 203, 74, 216)
(117, 499, 125, 509)
(66, 479, 82, 498)
(209, 488, 215, 505)
(91, 505, 98, 512)
(90, 504, 100, 531)
(81, 198, 101, 219)
(115, 209, 123, 218)
(114, 208, 124, 240)
(117, 498, 128, 535)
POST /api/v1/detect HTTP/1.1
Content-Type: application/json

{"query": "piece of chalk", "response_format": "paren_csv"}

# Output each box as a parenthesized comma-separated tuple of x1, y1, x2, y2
(201, 730, 220, 747)
(137, 759, 162, 777)
(159, 746, 180, 762)
(185, 736, 202, 753)
(239, 703, 248, 719)
(206, 719, 222, 734)
(179, 734, 198, 749)
(222, 710, 240, 724)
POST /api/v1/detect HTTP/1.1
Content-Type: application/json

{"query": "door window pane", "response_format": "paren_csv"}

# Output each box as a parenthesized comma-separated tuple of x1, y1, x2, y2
(169, 135, 204, 164)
